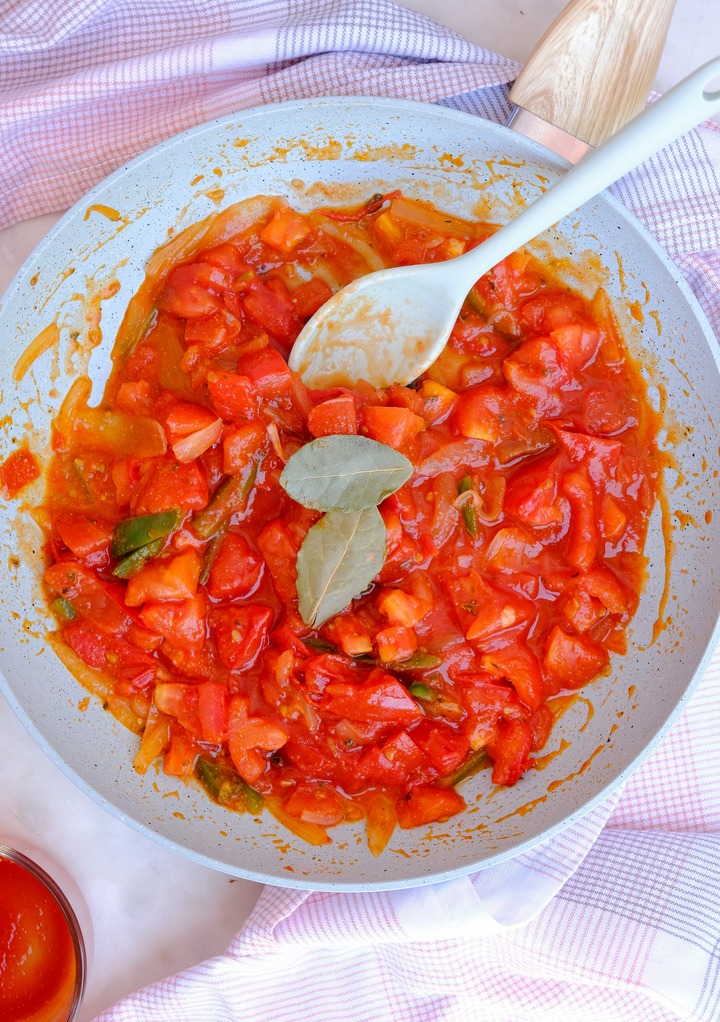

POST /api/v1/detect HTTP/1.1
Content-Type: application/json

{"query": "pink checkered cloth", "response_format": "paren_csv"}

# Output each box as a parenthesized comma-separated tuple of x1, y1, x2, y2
(3, 2, 720, 1020)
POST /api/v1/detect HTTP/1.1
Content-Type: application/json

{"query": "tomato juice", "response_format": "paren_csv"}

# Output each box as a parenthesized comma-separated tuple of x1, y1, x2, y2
(40, 191, 661, 854)
(0, 848, 85, 1022)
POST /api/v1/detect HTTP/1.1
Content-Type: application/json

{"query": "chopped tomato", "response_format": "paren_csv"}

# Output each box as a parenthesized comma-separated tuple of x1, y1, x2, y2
(283, 781, 347, 826)
(206, 372, 259, 420)
(42, 190, 660, 850)
(487, 718, 533, 786)
(55, 514, 114, 563)
(480, 642, 543, 711)
(132, 458, 208, 515)
(209, 604, 274, 671)
(243, 279, 300, 347)
(0, 446, 40, 499)
(360, 405, 425, 453)
(375, 625, 418, 663)
(543, 625, 610, 690)
(237, 346, 294, 397)
(260, 207, 312, 255)
(292, 278, 333, 318)
(307, 394, 358, 437)
(207, 532, 264, 600)
(124, 549, 202, 607)
(396, 785, 465, 828)
(139, 593, 206, 651)
(198, 681, 229, 743)
(321, 671, 423, 725)
(222, 420, 268, 475)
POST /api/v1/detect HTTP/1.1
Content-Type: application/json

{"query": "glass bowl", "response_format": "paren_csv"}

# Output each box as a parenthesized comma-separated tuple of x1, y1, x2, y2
(0, 842, 89, 1022)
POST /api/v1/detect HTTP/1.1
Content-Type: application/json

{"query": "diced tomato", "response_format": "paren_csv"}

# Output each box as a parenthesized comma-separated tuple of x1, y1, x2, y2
(375, 625, 418, 664)
(124, 549, 202, 607)
(292, 278, 333, 319)
(321, 671, 423, 725)
(198, 682, 229, 743)
(227, 694, 286, 785)
(260, 207, 312, 255)
(283, 781, 347, 826)
(45, 561, 133, 634)
(504, 455, 566, 529)
(487, 718, 533, 786)
(154, 682, 202, 735)
(159, 264, 223, 319)
(502, 337, 571, 416)
(325, 612, 372, 656)
(519, 291, 590, 335)
(162, 402, 219, 441)
(197, 243, 250, 276)
(418, 380, 457, 423)
(115, 380, 156, 416)
(63, 618, 157, 686)
(206, 532, 264, 600)
(543, 625, 610, 690)
(358, 730, 424, 786)
(206, 372, 259, 420)
(237, 346, 294, 397)
(132, 458, 208, 515)
(209, 604, 274, 671)
(222, 419, 268, 475)
(0, 446, 40, 499)
(307, 394, 358, 437)
(257, 519, 299, 606)
(562, 467, 598, 571)
(528, 703, 554, 751)
(451, 385, 509, 442)
(163, 725, 199, 777)
(184, 309, 242, 350)
(461, 679, 528, 750)
(396, 785, 465, 828)
(360, 405, 425, 453)
(376, 587, 429, 628)
(409, 718, 469, 776)
(139, 593, 206, 651)
(480, 641, 543, 710)
(55, 514, 113, 563)
(464, 577, 535, 645)
(243, 279, 300, 347)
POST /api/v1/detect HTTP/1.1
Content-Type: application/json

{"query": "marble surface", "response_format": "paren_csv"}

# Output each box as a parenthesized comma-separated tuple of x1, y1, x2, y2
(0, 1, 715, 1016)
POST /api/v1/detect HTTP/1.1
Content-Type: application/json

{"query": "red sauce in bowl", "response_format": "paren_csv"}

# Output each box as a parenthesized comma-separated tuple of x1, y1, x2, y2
(0, 854, 83, 1022)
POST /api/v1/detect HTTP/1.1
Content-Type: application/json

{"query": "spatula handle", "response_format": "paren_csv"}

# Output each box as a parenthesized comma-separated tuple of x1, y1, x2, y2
(509, 0, 677, 147)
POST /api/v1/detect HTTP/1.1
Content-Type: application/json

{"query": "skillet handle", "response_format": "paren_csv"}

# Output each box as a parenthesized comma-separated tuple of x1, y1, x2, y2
(509, 0, 676, 149)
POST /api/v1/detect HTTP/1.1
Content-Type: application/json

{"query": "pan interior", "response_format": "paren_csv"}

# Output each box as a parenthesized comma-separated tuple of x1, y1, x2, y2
(0, 97, 718, 890)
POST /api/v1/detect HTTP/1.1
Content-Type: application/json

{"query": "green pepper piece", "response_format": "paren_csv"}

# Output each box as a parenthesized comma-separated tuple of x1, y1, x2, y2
(112, 538, 164, 578)
(112, 508, 182, 558)
(199, 528, 227, 586)
(192, 463, 258, 540)
(50, 596, 77, 622)
(441, 749, 489, 788)
(304, 636, 339, 654)
(456, 477, 479, 539)
(195, 757, 264, 814)
(388, 651, 443, 672)
(408, 682, 434, 702)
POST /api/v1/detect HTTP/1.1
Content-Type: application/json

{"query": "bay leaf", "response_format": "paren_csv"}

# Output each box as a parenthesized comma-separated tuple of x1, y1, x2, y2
(280, 435, 413, 512)
(296, 505, 386, 627)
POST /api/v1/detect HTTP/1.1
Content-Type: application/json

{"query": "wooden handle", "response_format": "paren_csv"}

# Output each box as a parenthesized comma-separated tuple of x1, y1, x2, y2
(509, 0, 677, 147)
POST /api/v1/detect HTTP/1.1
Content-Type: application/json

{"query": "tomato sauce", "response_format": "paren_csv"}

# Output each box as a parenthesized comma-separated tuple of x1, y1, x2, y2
(41, 192, 660, 853)
(0, 857, 78, 1022)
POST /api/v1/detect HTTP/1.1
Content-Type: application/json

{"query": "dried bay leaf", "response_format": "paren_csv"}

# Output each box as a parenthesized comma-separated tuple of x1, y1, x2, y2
(296, 505, 387, 627)
(280, 435, 412, 512)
